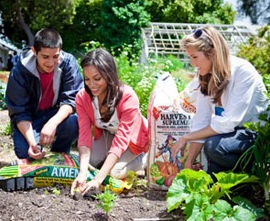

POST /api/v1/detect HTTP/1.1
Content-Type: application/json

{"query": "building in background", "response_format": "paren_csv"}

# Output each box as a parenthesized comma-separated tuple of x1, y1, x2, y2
(0, 38, 19, 71)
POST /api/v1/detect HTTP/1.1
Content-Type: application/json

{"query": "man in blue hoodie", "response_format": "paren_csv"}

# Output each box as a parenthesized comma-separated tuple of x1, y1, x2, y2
(6, 28, 83, 160)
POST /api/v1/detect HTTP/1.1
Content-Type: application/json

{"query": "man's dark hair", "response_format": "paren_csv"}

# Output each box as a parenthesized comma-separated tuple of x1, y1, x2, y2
(33, 28, 62, 52)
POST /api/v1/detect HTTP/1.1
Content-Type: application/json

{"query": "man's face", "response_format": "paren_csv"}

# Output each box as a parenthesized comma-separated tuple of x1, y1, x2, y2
(32, 47, 60, 73)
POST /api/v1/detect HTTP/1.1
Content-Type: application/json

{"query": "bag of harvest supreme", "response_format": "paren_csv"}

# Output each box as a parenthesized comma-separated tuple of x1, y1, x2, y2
(147, 72, 203, 190)
(0, 152, 131, 194)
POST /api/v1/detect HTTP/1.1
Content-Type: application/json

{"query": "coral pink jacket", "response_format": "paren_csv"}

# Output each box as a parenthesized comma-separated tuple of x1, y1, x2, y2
(76, 85, 149, 158)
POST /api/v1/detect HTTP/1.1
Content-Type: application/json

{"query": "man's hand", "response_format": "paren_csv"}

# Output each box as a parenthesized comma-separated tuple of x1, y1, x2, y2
(39, 120, 57, 146)
(28, 143, 46, 160)
(39, 104, 73, 146)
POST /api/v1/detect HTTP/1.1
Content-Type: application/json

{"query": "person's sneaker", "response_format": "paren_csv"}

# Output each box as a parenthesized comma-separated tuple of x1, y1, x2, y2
(135, 169, 145, 177)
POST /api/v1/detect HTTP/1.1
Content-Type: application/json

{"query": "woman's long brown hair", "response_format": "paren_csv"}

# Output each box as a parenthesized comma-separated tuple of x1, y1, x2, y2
(80, 48, 123, 122)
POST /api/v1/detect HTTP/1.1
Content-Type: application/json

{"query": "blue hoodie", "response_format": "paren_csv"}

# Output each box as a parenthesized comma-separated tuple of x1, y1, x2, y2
(5, 48, 83, 128)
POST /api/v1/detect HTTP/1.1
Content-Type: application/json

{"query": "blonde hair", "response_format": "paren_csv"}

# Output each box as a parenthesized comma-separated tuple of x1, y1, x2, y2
(181, 26, 230, 104)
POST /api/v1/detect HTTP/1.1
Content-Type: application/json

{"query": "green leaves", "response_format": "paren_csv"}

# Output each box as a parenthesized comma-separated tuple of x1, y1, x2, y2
(214, 172, 259, 190)
(166, 169, 258, 220)
(99, 0, 150, 56)
(237, 26, 270, 76)
(166, 174, 190, 212)
(213, 200, 255, 221)
(232, 196, 265, 218)
(145, 0, 235, 24)
(52, 187, 60, 195)
(238, 107, 270, 203)
(94, 185, 118, 216)
(116, 49, 189, 117)
(184, 195, 214, 221)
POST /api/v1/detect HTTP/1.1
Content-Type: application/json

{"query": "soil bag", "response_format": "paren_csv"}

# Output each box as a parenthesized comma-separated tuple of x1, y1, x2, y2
(147, 72, 204, 190)
(0, 152, 131, 194)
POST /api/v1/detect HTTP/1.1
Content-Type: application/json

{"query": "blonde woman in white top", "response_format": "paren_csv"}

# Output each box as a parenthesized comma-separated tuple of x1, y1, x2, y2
(172, 26, 268, 176)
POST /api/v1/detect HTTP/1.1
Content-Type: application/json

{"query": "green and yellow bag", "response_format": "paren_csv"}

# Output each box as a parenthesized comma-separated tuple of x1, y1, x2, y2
(0, 152, 131, 194)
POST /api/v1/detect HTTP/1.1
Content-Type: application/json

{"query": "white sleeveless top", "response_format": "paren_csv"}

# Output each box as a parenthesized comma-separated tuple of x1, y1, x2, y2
(92, 96, 119, 134)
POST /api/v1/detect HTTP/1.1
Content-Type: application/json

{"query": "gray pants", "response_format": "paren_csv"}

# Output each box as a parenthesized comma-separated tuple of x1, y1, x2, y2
(90, 131, 147, 179)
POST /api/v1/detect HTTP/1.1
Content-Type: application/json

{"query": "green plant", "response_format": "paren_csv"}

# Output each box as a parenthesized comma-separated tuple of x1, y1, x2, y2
(166, 169, 259, 221)
(145, 0, 235, 24)
(237, 26, 270, 76)
(233, 74, 270, 213)
(235, 113, 270, 207)
(1, 122, 11, 136)
(94, 185, 118, 217)
(99, 0, 150, 56)
(127, 171, 147, 194)
(0, 82, 7, 110)
(232, 196, 265, 219)
(116, 49, 190, 117)
(52, 187, 60, 195)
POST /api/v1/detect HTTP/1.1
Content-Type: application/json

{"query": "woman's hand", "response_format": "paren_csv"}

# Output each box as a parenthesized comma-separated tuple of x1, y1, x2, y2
(172, 136, 187, 165)
(70, 171, 88, 195)
(184, 161, 193, 169)
(80, 178, 101, 196)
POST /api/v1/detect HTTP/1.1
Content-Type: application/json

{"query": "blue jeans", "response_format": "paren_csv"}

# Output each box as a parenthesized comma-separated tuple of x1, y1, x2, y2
(204, 128, 257, 176)
(13, 107, 79, 159)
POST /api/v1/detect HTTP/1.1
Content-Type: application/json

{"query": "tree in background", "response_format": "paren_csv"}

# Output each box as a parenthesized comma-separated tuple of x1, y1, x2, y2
(0, 0, 236, 56)
(98, 0, 150, 56)
(237, 26, 270, 75)
(0, 0, 76, 47)
(145, 0, 235, 24)
(237, 0, 270, 25)
(60, 0, 102, 56)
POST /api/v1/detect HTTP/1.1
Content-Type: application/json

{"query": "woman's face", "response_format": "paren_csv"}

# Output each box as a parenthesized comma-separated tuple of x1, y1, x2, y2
(83, 65, 108, 102)
(186, 47, 212, 76)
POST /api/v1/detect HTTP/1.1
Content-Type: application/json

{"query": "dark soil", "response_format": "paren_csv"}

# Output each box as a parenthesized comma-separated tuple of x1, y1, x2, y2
(0, 183, 184, 221)
(0, 110, 185, 221)
(0, 109, 268, 221)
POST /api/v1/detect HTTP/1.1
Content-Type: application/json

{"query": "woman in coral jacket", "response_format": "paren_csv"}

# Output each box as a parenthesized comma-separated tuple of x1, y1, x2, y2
(71, 48, 148, 195)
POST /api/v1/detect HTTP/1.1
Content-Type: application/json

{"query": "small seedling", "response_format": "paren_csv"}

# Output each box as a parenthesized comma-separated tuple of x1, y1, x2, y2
(52, 187, 60, 195)
(73, 188, 80, 193)
(127, 171, 148, 194)
(1, 122, 11, 136)
(43, 190, 48, 194)
(94, 185, 118, 217)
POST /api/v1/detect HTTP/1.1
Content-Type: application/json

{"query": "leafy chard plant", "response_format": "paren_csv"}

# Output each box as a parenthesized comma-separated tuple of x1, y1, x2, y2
(234, 75, 270, 213)
(166, 169, 259, 221)
(94, 185, 118, 217)
(235, 113, 270, 211)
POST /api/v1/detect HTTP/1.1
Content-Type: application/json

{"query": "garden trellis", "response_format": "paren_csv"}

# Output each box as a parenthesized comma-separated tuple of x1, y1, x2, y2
(141, 22, 256, 63)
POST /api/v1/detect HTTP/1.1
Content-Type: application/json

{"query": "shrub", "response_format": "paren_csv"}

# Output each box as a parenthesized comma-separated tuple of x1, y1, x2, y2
(98, 0, 150, 56)
(116, 47, 190, 117)
(0, 81, 7, 110)
(237, 25, 270, 76)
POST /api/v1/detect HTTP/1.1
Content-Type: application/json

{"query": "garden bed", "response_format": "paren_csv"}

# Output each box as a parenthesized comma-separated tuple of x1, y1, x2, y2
(0, 110, 184, 221)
